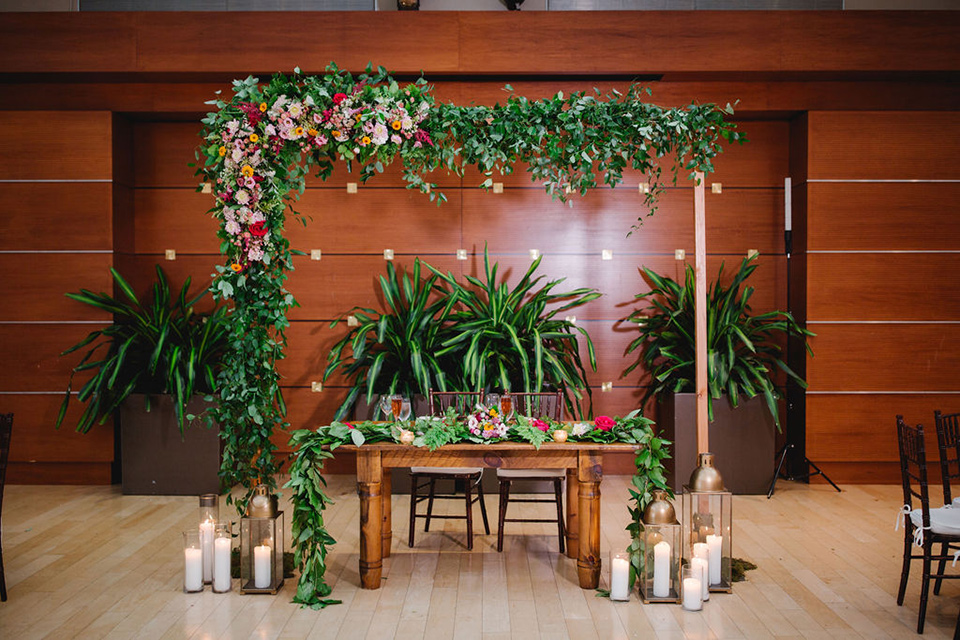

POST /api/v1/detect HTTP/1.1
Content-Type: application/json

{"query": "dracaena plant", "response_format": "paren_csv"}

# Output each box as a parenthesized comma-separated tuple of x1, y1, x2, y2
(324, 258, 460, 421)
(429, 249, 601, 418)
(623, 255, 813, 430)
(57, 265, 229, 434)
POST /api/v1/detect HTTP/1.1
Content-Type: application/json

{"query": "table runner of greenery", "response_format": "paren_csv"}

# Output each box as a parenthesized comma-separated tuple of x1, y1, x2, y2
(285, 410, 670, 608)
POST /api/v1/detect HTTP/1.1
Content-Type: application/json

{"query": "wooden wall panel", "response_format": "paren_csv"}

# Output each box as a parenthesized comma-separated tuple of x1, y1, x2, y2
(807, 112, 960, 181)
(808, 253, 960, 322)
(0, 13, 137, 74)
(806, 324, 960, 392)
(0, 324, 109, 392)
(4, 393, 114, 463)
(808, 183, 960, 252)
(6, 462, 112, 485)
(2, 183, 113, 251)
(279, 321, 350, 388)
(806, 393, 957, 463)
(134, 122, 204, 188)
(112, 254, 221, 314)
(0, 112, 112, 180)
(282, 386, 353, 435)
(0, 254, 113, 322)
(133, 189, 220, 255)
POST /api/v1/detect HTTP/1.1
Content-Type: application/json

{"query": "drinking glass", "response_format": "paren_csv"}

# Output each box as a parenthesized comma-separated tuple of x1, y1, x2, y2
(398, 397, 412, 421)
(500, 393, 514, 422)
(484, 393, 500, 415)
(378, 395, 394, 420)
(390, 394, 403, 419)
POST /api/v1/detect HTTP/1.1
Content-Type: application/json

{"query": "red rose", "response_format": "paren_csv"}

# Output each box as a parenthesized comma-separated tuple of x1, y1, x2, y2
(595, 415, 616, 431)
(531, 419, 549, 432)
(249, 221, 268, 237)
(333, 93, 348, 105)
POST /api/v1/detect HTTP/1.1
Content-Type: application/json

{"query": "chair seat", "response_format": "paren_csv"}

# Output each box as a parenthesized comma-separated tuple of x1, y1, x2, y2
(411, 466, 483, 475)
(497, 468, 565, 479)
(911, 507, 960, 535)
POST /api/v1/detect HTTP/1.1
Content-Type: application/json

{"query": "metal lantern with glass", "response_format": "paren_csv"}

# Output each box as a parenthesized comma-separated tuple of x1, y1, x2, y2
(239, 485, 284, 594)
(683, 452, 733, 593)
(638, 489, 682, 604)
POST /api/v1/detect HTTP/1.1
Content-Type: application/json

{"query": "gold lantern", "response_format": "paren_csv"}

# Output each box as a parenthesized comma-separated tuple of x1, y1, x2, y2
(683, 452, 733, 593)
(239, 485, 284, 594)
(638, 489, 682, 604)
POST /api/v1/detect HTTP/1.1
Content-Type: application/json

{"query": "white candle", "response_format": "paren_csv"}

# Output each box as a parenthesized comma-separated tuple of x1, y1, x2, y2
(693, 542, 710, 601)
(652, 541, 670, 598)
(213, 536, 232, 592)
(691, 557, 709, 602)
(184, 547, 203, 592)
(200, 520, 215, 583)
(682, 576, 703, 611)
(254, 543, 272, 589)
(706, 534, 723, 586)
(610, 555, 630, 601)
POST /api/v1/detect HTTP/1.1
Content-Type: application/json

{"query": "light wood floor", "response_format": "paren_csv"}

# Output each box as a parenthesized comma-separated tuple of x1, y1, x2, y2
(0, 476, 957, 639)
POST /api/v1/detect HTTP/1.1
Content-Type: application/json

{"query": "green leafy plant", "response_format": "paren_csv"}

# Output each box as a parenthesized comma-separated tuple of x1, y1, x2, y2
(623, 255, 814, 429)
(57, 265, 229, 434)
(429, 249, 601, 418)
(323, 259, 460, 421)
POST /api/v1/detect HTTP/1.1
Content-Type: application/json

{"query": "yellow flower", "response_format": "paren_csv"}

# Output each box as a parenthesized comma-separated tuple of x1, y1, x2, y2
(230, 263, 242, 272)
(332, 129, 341, 138)
(308, 128, 318, 137)
(355, 113, 362, 122)
(241, 165, 254, 177)
(259, 102, 268, 112)
(218, 146, 227, 157)
(391, 120, 402, 131)
(295, 126, 304, 137)
(490, 408, 499, 417)
(249, 133, 259, 143)
(361, 136, 371, 146)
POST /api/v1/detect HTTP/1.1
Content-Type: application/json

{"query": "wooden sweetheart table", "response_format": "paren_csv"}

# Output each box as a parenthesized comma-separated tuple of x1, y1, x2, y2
(337, 441, 640, 590)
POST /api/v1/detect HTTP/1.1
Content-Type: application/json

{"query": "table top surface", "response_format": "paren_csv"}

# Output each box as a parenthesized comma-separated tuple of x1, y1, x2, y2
(335, 441, 640, 452)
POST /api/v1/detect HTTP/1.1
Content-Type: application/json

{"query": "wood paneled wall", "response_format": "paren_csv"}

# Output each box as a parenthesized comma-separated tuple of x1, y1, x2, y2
(0, 111, 115, 483)
(798, 112, 960, 484)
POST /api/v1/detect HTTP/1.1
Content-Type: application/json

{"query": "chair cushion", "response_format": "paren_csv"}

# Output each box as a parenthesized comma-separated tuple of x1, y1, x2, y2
(497, 468, 565, 479)
(410, 466, 483, 475)
(910, 506, 960, 534)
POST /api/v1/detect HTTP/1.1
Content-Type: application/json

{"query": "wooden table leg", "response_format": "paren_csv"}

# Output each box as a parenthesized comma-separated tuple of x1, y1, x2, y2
(577, 450, 602, 589)
(357, 449, 383, 589)
(382, 468, 392, 559)
(565, 468, 579, 560)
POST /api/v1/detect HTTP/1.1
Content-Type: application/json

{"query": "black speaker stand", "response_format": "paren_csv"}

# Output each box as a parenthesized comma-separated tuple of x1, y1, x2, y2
(767, 443, 841, 498)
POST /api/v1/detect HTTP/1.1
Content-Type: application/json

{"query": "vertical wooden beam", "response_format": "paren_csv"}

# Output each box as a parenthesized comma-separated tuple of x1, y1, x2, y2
(565, 467, 579, 559)
(694, 171, 709, 454)
(381, 468, 392, 559)
(357, 449, 383, 589)
(577, 450, 602, 589)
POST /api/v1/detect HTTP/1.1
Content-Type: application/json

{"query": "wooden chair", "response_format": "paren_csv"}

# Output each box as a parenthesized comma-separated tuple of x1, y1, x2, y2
(408, 391, 489, 550)
(496, 391, 565, 553)
(896, 415, 960, 633)
(0, 413, 12, 602)
(934, 410, 960, 596)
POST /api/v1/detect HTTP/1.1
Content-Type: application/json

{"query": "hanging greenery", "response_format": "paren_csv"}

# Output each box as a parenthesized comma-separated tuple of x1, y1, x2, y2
(197, 61, 740, 602)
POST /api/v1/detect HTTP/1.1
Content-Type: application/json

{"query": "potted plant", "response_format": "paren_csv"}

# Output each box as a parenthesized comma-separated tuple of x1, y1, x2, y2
(57, 265, 229, 495)
(623, 255, 813, 494)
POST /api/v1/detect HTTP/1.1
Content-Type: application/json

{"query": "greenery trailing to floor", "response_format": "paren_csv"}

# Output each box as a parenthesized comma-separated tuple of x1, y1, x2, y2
(57, 265, 228, 435)
(732, 557, 758, 582)
(623, 254, 814, 430)
(285, 410, 669, 608)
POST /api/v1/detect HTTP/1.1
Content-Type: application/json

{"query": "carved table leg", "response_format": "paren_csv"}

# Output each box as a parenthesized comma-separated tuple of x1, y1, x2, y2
(577, 450, 602, 589)
(382, 468, 392, 559)
(358, 449, 383, 589)
(565, 467, 579, 560)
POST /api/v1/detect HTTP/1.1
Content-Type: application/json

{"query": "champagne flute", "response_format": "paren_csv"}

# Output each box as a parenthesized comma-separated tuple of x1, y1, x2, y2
(500, 393, 514, 422)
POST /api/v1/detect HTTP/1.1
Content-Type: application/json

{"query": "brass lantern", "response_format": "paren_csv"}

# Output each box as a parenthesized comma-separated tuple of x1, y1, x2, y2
(239, 485, 284, 594)
(683, 452, 733, 593)
(638, 489, 682, 604)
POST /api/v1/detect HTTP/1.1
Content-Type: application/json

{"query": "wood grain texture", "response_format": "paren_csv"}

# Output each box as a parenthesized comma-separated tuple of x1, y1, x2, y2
(0, 254, 113, 322)
(806, 393, 958, 463)
(808, 253, 960, 322)
(1, 183, 112, 251)
(6, 461, 111, 485)
(134, 122, 205, 188)
(0, 111, 113, 181)
(0, 13, 138, 73)
(807, 111, 960, 180)
(112, 253, 221, 314)
(277, 321, 351, 388)
(806, 324, 960, 392)
(132, 189, 220, 254)
(808, 182, 960, 252)
(3, 393, 113, 463)
(0, 323, 110, 392)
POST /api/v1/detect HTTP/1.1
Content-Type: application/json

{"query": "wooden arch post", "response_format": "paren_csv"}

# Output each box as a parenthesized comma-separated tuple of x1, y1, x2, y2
(694, 172, 709, 454)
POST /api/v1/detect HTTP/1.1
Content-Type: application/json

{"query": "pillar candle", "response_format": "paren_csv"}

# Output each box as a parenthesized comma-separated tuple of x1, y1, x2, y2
(693, 542, 710, 601)
(254, 543, 272, 589)
(706, 534, 722, 586)
(200, 520, 215, 583)
(610, 555, 630, 601)
(213, 536, 232, 592)
(184, 547, 203, 592)
(682, 575, 702, 611)
(652, 541, 670, 598)
(691, 557, 709, 602)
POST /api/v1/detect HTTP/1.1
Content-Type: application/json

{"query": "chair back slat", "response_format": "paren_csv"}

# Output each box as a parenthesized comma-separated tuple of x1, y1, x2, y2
(0, 413, 12, 512)
(428, 391, 482, 416)
(897, 415, 933, 528)
(935, 410, 960, 504)
(508, 391, 563, 421)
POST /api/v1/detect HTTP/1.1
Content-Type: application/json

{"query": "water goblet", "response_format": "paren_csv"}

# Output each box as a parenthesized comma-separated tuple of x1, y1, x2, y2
(379, 395, 395, 421)
(484, 393, 500, 415)
(399, 397, 412, 422)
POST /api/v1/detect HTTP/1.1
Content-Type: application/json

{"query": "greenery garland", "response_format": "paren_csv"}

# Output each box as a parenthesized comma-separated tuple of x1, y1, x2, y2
(286, 410, 670, 607)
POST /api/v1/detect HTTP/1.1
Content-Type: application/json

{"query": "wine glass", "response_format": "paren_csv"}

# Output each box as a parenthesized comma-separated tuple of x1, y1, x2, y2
(500, 393, 514, 422)
(484, 393, 500, 415)
(398, 397, 412, 422)
(390, 394, 403, 421)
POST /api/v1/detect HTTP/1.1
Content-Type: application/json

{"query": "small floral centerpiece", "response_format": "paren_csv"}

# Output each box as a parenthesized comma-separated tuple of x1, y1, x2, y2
(467, 404, 508, 440)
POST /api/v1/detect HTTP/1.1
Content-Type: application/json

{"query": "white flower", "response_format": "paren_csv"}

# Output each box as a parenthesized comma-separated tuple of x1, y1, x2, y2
(231, 148, 244, 163)
(372, 123, 389, 145)
(249, 211, 265, 224)
(288, 102, 303, 118)
(247, 246, 265, 262)
(572, 422, 592, 437)
(224, 220, 241, 235)
(226, 119, 240, 137)
(235, 190, 250, 205)
(391, 134, 402, 145)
